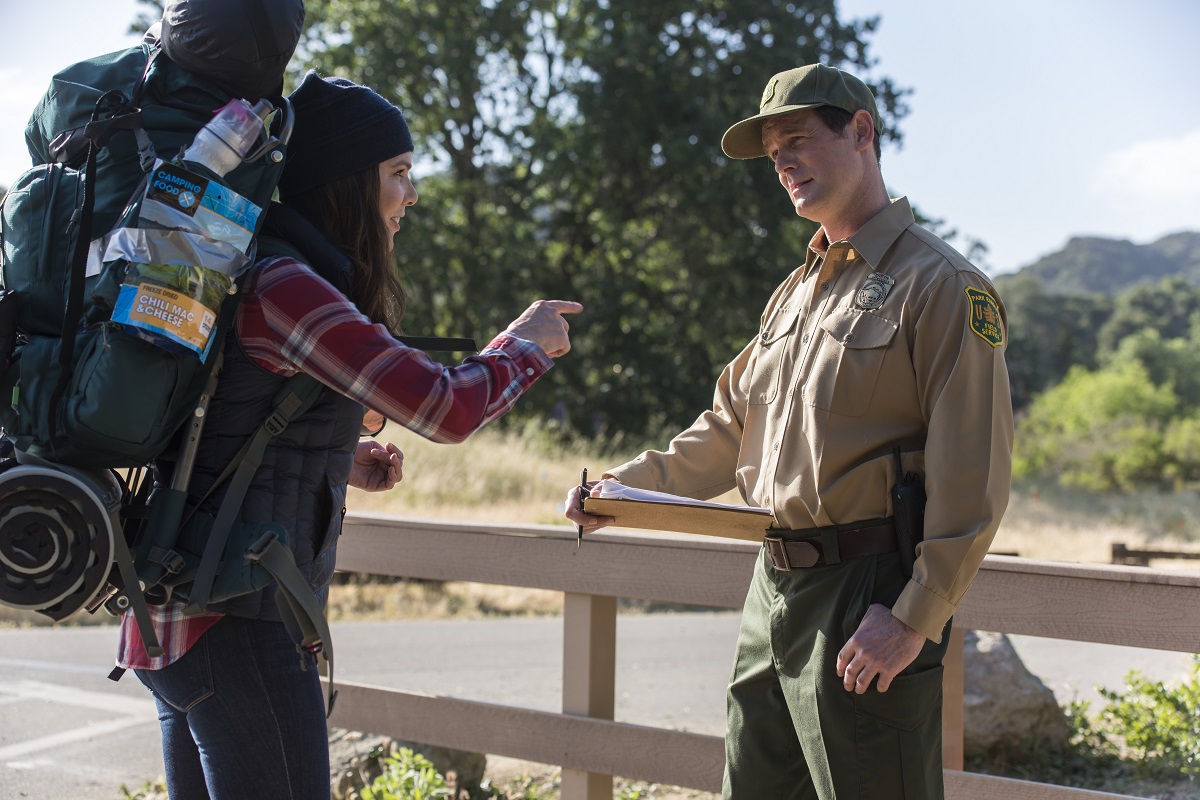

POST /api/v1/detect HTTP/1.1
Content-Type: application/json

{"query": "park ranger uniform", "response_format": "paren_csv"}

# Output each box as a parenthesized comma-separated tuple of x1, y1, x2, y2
(606, 195, 1013, 798)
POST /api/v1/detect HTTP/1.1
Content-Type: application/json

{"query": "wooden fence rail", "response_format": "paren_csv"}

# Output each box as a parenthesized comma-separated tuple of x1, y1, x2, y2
(329, 513, 1200, 800)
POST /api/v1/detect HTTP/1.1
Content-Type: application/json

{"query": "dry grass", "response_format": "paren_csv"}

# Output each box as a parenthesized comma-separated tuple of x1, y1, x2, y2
(996, 479, 1200, 567)
(345, 424, 619, 526)
(325, 578, 564, 622)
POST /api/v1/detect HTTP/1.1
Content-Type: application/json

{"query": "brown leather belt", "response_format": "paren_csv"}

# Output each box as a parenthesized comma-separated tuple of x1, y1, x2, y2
(763, 518, 897, 571)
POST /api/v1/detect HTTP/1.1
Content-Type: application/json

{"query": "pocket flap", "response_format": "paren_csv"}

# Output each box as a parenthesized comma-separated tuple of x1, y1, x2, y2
(759, 305, 799, 345)
(819, 308, 898, 350)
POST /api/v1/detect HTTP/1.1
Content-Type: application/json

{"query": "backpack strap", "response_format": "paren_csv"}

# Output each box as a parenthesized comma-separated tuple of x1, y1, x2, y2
(46, 89, 150, 453)
(248, 531, 338, 716)
(47, 90, 122, 450)
(107, 511, 163, 658)
(180, 373, 336, 713)
(183, 373, 325, 614)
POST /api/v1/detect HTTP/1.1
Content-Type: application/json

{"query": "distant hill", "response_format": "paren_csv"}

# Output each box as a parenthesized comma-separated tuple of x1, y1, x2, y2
(997, 231, 1200, 296)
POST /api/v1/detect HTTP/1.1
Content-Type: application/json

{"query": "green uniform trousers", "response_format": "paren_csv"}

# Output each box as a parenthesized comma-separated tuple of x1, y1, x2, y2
(722, 547, 949, 800)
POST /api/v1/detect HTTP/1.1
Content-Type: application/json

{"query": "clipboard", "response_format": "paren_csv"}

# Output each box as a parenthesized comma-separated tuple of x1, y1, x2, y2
(581, 479, 772, 543)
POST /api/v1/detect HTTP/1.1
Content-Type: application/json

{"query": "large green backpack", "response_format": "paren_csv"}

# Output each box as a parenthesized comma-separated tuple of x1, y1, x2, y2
(1, 43, 289, 467)
(0, 39, 338, 700)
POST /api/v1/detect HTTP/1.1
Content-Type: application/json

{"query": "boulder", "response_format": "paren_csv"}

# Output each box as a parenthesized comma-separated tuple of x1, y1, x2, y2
(963, 630, 1070, 755)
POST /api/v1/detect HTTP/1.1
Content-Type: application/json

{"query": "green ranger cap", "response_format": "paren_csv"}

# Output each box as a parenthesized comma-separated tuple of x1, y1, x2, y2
(721, 63, 882, 159)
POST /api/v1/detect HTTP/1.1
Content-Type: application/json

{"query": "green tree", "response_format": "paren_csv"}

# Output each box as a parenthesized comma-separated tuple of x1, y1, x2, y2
(1104, 327, 1200, 413)
(1014, 361, 1176, 491)
(999, 271, 1110, 412)
(295, 0, 908, 439)
(1096, 276, 1200, 357)
(1162, 415, 1200, 487)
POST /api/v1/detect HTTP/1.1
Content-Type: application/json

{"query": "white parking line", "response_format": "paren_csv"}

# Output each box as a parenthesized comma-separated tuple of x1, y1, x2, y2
(0, 678, 158, 763)
(0, 656, 112, 676)
(0, 715, 153, 762)
(0, 679, 156, 716)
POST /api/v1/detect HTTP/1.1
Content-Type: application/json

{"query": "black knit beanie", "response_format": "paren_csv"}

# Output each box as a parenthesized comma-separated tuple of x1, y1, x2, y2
(279, 70, 414, 199)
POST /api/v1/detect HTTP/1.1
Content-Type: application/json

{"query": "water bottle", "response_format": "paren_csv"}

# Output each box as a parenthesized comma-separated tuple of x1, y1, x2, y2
(181, 98, 273, 177)
(111, 98, 275, 359)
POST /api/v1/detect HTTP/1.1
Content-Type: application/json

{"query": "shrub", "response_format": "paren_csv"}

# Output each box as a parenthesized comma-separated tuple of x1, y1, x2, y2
(361, 748, 454, 800)
(1096, 656, 1200, 780)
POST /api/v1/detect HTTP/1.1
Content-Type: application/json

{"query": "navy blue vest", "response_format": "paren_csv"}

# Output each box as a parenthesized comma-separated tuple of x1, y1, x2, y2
(185, 323, 364, 620)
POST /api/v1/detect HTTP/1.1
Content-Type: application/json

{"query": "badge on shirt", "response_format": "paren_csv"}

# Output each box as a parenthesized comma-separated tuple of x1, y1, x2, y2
(965, 286, 1005, 347)
(854, 273, 895, 310)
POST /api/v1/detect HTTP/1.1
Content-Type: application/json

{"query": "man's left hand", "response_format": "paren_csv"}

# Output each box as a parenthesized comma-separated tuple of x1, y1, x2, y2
(349, 440, 404, 492)
(835, 603, 926, 693)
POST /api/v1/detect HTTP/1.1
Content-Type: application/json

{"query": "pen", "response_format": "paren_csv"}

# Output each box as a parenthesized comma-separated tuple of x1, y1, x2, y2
(577, 467, 587, 548)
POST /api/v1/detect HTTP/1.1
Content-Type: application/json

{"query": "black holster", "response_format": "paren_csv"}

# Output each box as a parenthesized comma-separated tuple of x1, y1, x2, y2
(891, 448, 926, 578)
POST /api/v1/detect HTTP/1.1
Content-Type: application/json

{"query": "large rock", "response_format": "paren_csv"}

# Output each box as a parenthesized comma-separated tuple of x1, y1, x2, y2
(329, 728, 487, 799)
(963, 630, 1069, 755)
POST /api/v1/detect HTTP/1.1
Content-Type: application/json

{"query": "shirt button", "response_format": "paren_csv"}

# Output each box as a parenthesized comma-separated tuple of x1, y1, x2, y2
(820, 282, 829, 291)
(525, 367, 535, 376)
(802, 334, 810, 343)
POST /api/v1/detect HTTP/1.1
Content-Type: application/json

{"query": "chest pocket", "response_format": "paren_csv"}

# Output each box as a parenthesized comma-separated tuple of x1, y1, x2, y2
(804, 308, 899, 417)
(748, 305, 800, 405)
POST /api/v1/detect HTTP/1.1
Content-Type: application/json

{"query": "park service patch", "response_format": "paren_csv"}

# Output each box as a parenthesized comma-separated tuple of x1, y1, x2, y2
(964, 286, 1004, 347)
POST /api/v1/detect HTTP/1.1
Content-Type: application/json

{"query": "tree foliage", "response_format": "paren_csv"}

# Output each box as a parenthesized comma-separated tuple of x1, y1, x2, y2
(1096, 277, 1200, 357)
(293, 0, 907, 440)
(1014, 361, 1176, 492)
(1000, 271, 1110, 412)
(1012, 289, 1200, 491)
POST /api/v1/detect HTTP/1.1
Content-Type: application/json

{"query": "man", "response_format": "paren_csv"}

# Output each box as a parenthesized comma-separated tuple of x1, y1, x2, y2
(566, 63, 1012, 798)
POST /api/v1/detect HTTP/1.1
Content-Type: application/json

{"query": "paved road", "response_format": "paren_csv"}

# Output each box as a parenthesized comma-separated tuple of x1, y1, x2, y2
(1, 613, 1194, 800)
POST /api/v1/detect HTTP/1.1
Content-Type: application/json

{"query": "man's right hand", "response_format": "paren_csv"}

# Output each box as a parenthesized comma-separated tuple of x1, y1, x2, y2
(504, 300, 584, 358)
(564, 481, 615, 534)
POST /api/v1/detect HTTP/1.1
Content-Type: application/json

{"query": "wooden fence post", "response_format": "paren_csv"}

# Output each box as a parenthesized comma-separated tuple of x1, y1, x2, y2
(562, 592, 618, 800)
(942, 626, 966, 771)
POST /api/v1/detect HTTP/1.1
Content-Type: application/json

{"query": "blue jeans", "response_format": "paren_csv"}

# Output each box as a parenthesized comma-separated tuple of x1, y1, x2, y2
(135, 615, 329, 800)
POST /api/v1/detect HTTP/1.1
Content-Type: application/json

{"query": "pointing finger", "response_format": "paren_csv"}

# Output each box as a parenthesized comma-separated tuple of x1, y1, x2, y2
(543, 300, 584, 315)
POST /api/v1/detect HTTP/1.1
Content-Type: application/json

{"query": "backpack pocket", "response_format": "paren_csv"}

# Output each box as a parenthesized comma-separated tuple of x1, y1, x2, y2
(0, 164, 86, 337)
(62, 324, 188, 464)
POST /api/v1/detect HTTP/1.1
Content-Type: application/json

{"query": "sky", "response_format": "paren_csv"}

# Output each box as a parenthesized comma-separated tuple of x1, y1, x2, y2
(1, 0, 1198, 277)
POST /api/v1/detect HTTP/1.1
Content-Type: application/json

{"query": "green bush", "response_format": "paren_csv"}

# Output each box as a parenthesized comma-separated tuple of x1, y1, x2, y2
(361, 748, 454, 800)
(1096, 656, 1200, 780)
(1013, 361, 1178, 491)
(968, 660, 1200, 793)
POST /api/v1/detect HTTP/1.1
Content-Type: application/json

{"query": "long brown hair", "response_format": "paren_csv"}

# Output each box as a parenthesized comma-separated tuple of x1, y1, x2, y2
(284, 164, 407, 334)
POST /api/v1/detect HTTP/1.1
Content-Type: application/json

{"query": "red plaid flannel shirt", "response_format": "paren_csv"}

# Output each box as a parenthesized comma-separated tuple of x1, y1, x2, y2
(117, 255, 552, 669)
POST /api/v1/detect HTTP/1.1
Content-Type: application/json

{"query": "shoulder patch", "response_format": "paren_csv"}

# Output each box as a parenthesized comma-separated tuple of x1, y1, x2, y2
(964, 286, 1004, 347)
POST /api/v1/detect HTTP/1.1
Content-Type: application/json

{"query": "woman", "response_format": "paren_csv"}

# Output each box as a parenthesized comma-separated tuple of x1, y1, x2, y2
(116, 71, 582, 799)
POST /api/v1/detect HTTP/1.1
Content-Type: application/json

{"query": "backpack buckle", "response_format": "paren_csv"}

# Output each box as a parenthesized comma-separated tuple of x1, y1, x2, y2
(264, 410, 290, 436)
(244, 530, 279, 563)
(159, 549, 186, 575)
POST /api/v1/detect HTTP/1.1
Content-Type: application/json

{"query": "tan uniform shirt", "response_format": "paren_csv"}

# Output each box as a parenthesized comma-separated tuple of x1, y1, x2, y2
(608, 197, 1013, 642)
